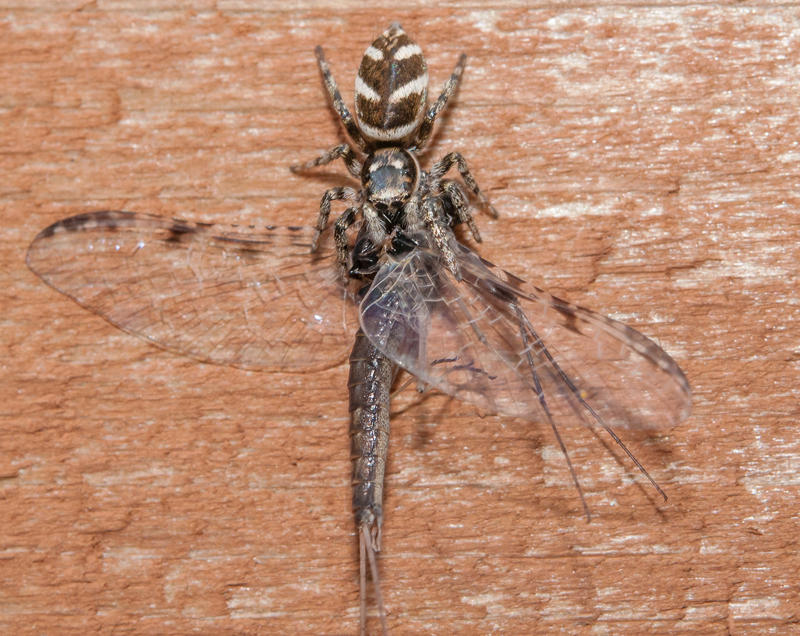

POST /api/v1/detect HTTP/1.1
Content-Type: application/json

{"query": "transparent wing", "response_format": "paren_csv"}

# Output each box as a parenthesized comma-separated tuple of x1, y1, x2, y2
(26, 210, 358, 371)
(360, 238, 691, 433)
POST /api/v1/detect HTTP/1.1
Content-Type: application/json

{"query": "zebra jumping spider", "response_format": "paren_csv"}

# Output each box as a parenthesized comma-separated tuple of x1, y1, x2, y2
(292, 23, 497, 281)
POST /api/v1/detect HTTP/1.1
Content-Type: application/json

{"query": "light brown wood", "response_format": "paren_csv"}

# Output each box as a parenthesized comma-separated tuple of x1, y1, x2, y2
(2, 4, 798, 635)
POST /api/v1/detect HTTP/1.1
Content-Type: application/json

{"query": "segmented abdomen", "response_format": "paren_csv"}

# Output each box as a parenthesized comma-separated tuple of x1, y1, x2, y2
(348, 328, 397, 530)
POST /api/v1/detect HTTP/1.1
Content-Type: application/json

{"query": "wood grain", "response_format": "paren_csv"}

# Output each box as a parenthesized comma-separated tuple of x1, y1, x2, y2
(2, 4, 798, 635)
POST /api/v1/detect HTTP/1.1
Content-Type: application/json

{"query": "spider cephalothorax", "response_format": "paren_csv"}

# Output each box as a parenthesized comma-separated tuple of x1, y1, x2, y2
(362, 148, 420, 214)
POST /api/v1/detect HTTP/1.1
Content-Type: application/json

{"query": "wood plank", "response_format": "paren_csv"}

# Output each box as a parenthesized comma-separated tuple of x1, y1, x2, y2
(1, 4, 797, 634)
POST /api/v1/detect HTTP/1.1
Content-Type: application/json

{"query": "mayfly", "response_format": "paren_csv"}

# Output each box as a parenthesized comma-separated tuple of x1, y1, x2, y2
(26, 24, 691, 635)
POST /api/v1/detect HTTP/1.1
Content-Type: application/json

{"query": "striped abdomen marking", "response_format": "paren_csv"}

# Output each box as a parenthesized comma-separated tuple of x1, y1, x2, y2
(355, 23, 428, 143)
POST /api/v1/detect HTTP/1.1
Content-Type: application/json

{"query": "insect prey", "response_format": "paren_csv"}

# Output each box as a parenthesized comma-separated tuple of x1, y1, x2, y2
(26, 23, 692, 636)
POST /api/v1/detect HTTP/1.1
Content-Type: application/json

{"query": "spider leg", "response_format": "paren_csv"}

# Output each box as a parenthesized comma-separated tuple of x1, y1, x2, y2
(442, 179, 482, 243)
(422, 196, 461, 279)
(315, 45, 367, 150)
(333, 205, 359, 274)
(430, 151, 498, 218)
(413, 54, 467, 152)
(312, 186, 359, 252)
(290, 143, 363, 179)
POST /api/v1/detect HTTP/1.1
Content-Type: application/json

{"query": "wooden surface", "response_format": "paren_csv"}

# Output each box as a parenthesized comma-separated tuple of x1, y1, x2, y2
(2, 3, 798, 635)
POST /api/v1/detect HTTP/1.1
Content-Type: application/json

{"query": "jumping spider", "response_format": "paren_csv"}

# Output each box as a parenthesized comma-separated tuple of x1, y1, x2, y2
(291, 22, 497, 281)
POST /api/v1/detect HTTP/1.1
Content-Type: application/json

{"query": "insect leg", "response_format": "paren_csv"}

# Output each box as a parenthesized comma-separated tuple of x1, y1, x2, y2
(442, 179, 482, 243)
(314, 45, 367, 149)
(514, 304, 667, 511)
(311, 186, 359, 251)
(512, 304, 592, 520)
(290, 143, 363, 178)
(430, 152, 498, 218)
(413, 53, 467, 151)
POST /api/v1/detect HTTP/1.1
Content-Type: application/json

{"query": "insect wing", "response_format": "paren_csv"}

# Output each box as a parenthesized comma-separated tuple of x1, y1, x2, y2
(26, 210, 358, 371)
(359, 239, 691, 432)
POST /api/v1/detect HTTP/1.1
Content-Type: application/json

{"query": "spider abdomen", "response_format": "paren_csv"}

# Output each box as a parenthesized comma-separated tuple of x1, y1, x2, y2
(355, 24, 429, 144)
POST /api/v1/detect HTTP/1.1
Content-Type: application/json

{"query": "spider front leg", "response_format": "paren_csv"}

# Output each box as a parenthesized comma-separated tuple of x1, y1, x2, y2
(422, 196, 461, 280)
(413, 54, 467, 152)
(312, 186, 359, 252)
(430, 152, 498, 218)
(290, 143, 363, 178)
